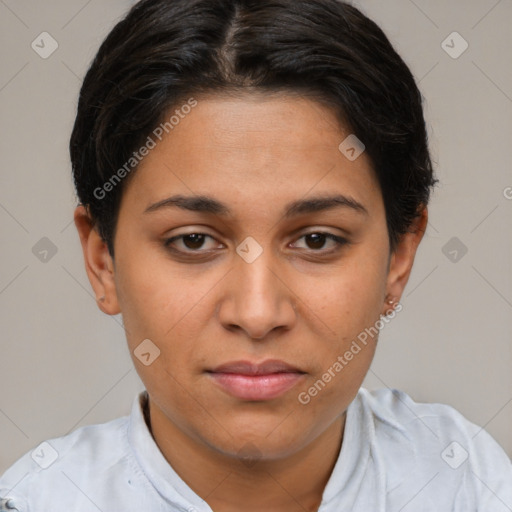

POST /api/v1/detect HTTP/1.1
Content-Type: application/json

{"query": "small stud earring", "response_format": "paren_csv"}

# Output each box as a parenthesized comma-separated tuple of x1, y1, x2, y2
(383, 296, 399, 317)
(387, 295, 399, 305)
(98, 295, 106, 302)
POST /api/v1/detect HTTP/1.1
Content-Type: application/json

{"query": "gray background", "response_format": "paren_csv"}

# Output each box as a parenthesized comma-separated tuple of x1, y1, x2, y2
(0, 0, 511, 474)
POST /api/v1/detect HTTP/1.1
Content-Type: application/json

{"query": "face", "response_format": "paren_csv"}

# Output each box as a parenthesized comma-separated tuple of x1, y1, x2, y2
(76, 92, 425, 462)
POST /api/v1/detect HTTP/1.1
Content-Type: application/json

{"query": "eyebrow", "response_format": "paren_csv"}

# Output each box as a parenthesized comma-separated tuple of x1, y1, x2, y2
(144, 193, 369, 218)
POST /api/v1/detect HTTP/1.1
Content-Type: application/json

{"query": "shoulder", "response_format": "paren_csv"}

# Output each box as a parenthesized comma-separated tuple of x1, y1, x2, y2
(0, 413, 136, 511)
(355, 387, 512, 510)
(358, 386, 484, 438)
(358, 386, 509, 456)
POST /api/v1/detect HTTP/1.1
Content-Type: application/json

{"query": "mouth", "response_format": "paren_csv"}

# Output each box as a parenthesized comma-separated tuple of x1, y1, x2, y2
(206, 359, 306, 401)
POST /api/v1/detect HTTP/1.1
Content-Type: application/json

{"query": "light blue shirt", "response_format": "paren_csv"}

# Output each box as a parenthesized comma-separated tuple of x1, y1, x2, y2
(1, 387, 511, 511)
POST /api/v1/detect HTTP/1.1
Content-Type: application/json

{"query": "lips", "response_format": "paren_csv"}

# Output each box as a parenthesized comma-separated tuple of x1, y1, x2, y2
(210, 359, 303, 375)
(207, 359, 306, 401)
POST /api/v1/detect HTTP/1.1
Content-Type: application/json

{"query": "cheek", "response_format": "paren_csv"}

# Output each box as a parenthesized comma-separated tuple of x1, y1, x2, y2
(294, 246, 388, 388)
(307, 253, 387, 338)
(114, 248, 207, 345)
(114, 260, 222, 409)
(116, 264, 204, 410)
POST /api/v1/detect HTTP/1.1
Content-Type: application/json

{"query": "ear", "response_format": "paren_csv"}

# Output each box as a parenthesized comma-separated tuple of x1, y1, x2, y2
(74, 205, 121, 315)
(383, 206, 428, 314)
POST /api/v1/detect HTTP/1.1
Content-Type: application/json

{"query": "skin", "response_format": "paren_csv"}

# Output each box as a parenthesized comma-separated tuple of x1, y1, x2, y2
(74, 92, 427, 512)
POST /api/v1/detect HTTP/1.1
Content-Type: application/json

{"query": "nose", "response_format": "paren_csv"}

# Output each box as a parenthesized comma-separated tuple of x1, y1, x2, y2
(216, 247, 297, 340)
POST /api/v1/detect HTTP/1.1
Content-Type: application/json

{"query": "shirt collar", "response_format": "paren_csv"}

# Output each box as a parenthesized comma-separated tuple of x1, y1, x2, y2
(319, 389, 371, 507)
(127, 388, 407, 511)
(127, 391, 213, 511)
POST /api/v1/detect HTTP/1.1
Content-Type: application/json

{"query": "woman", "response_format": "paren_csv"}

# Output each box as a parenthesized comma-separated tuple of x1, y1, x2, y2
(1, 0, 511, 510)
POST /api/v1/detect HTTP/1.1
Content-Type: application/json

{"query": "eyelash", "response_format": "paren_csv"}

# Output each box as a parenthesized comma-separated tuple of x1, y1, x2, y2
(163, 231, 349, 258)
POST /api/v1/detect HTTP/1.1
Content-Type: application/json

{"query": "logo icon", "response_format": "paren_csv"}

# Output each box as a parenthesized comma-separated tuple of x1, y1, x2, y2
(236, 237, 263, 264)
(134, 339, 161, 366)
(441, 441, 469, 469)
(31, 32, 59, 59)
(237, 442, 262, 468)
(338, 134, 366, 161)
(31, 441, 59, 469)
(32, 237, 58, 263)
(441, 32, 469, 59)
(442, 237, 468, 263)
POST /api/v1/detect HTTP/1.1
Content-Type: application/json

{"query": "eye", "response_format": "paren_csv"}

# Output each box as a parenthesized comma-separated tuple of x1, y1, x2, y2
(163, 230, 349, 257)
(291, 232, 348, 253)
(164, 233, 222, 254)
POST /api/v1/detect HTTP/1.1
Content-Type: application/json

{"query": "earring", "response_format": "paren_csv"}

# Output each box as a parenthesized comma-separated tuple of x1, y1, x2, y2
(98, 295, 106, 302)
(383, 295, 398, 316)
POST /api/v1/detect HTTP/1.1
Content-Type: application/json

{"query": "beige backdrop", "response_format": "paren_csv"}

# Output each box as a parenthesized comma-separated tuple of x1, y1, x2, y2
(1, 0, 511, 473)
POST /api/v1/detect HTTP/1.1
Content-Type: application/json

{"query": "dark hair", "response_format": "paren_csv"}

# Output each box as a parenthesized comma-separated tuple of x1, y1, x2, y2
(70, 0, 438, 257)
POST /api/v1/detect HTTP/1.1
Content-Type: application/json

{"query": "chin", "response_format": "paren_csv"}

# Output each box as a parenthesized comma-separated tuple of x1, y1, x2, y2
(201, 423, 310, 463)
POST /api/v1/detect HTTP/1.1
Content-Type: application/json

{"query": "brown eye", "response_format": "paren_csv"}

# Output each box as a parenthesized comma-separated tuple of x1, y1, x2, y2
(181, 234, 207, 250)
(292, 232, 348, 253)
(304, 233, 328, 250)
(164, 233, 220, 253)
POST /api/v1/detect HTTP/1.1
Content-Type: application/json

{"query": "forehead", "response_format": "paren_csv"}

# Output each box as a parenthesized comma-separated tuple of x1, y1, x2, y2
(121, 93, 382, 219)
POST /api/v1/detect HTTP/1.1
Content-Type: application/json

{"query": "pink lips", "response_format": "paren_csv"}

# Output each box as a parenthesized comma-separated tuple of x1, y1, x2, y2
(207, 359, 306, 401)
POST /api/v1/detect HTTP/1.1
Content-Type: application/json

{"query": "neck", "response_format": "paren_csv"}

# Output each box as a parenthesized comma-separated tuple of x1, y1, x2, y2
(146, 399, 345, 512)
